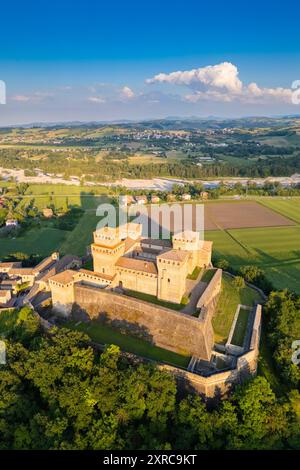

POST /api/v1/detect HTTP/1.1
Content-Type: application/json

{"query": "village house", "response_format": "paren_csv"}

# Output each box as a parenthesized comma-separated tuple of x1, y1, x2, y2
(181, 193, 191, 201)
(119, 195, 135, 207)
(151, 195, 160, 203)
(135, 195, 148, 205)
(5, 219, 18, 227)
(42, 207, 54, 218)
(0, 289, 13, 308)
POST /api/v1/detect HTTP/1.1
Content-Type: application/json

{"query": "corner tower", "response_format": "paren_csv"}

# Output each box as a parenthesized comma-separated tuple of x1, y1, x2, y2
(91, 223, 142, 276)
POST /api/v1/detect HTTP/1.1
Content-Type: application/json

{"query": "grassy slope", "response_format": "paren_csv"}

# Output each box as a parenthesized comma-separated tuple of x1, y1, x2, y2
(231, 307, 250, 347)
(59, 211, 102, 256)
(0, 227, 68, 258)
(65, 320, 190, 368)
(212, 273, 262, 345)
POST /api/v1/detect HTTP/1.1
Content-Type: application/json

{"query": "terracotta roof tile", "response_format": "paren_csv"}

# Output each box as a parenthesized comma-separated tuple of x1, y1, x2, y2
(157, 249, 189, 263)
(49, 270, 75, 285)
(116, 257, 158, 274)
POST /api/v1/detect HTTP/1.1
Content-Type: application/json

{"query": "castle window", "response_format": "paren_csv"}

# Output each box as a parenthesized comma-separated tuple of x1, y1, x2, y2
(168, 278, 170, 283)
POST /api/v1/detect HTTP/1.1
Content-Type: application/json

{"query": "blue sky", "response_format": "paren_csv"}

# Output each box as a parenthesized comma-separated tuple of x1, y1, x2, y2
(0, 0, 300, 124)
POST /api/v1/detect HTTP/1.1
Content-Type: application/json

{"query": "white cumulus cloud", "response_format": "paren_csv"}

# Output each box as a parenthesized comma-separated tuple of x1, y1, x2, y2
(120, 86, 135, 99)
(147, 62, 293, 104)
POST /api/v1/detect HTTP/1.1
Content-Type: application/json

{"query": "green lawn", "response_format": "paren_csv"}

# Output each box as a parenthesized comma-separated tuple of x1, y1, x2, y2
(65, 320, 190, 368)
(212, 273, 263, 345)
(1, 185, 112, 258)
(201, 268, 216, 283)
(125, 289, 185, 310)
(0, 227, 68, 258)
(187, 266, 202, 280)
(231, 307, 250, 347)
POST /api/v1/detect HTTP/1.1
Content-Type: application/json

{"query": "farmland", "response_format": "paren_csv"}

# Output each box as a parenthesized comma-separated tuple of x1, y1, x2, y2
(207, 223, 300, 293)
(1, 186, 300, 294)
(203, 200, 295, 230)
(258, 197, 300, 224)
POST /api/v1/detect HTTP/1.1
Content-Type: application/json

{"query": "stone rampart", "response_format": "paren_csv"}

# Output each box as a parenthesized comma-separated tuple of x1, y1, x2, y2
(197, 268, 222, 309)
(160, 304, 262, 397)
(73, 283, 214, 360)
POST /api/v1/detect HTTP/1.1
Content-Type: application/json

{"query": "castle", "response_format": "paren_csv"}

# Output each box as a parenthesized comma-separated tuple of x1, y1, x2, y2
(92, 223, 212, 302)
(49, 223, 213, 315)
(0, 223, 262, 397)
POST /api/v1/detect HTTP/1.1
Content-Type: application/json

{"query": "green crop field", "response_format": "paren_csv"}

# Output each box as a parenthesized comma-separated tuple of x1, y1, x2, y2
(258, 198, 300, 224)
(65, 320, 190, 368)
(206, 223, 300, 294)
(24, 184, 110, 211)
(227, 226, 300, 263)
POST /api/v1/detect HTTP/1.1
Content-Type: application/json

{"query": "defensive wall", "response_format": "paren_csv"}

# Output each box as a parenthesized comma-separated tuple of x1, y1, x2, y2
(197, 268, 222, 309)
(160, 304, 262, 398)
(72, 283, 214, 360)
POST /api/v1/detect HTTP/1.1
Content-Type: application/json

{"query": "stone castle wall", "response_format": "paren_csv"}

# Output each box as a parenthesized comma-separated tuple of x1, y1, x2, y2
(160, 304, 262, 398)
(117, 269, 158, 296)
(73, 283, 214, 360)
(197, 268, 222, 309)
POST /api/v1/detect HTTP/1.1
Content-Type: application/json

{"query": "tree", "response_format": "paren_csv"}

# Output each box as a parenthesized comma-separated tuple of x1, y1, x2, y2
(230, 377, 291, 449)
(0, 307, 299, 451)
(265, 290, 300, 387)
(215, 259, 229, 271)
(240, 265, 264, 283)
(232, 276, 245, 290)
